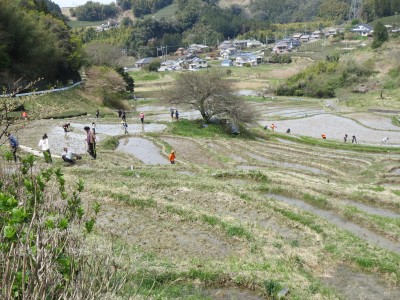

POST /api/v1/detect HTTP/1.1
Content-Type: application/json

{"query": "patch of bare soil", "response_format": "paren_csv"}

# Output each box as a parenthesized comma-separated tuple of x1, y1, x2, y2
(161, 136, 226, 168)
(205, 287, 265, 300)
(97, 202, 242, 260)
(267, 66, 301, 79)
(117, 9, 135, 22)
(61, 7, 76, 20)
(321, 265, 400, 299)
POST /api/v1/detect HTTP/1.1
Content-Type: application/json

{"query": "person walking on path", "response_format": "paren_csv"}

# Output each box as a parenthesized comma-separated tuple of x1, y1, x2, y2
(169, 150, 176, 164)
(123, 121, 128, 134)
(175, 110, 179, 121)
(38, 133, 52, 163)
(139, 112, 145, 124)
(96, 109, 100, 119)
(118, 109, 122, 118)
(122, 110, 126, 121)
(84, 126, 96, 159)
(6, 132, 19, 162)
(344, 134, 348, 142)
(170, 108, 174, 120)
(91, 122, 96, 133)
(352, 135, 357, 143)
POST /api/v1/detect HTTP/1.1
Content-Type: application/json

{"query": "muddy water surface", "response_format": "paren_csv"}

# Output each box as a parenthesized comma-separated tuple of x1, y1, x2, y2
(341, 199, 400, 218)
(260, 114, 400, 144)
(266, 194, 400, 254)
(246, 152, 328, 175)
(116, 137, 169, 165)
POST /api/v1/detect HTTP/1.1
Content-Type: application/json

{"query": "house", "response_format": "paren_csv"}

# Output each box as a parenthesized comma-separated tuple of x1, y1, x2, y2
(174, 47, 185, 56)
(235, 53, 262, 66)
(300, 35, 310, 43)
(188, 57, 208, 70)
(247, 39, 264, 48)
(221, 60, 233, 67)
(311, 30, 324, 39)
(187, 44, 210, 54)
(233, 40, 248, 49)
(218, 40, 234, 50)
(292, 33, 303, 40)
(272, 41, 289, 54)
(324, 27, 338, 37)
(135, 57, 154, 69)
(282, 38, 301, 48)
(220, 47, 237, 59)
(350, 24, 373, 36)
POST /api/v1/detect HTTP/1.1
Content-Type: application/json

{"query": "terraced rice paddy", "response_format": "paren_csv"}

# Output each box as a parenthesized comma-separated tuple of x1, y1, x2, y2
(9, 97, 400, 299)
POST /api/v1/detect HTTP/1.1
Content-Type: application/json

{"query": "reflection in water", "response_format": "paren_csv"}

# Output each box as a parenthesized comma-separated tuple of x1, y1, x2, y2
(117, 137, 169, 165)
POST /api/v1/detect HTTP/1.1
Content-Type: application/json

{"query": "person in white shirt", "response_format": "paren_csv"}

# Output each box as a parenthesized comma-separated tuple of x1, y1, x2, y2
(61, 147, 81, 164)
(38, 133, 52, 163)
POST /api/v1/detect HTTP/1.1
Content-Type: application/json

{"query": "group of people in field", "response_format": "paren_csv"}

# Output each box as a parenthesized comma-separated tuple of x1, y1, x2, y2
(4, 107, 177, 166)
(170, 108, 179, 121)
(264, 123, 395, 145)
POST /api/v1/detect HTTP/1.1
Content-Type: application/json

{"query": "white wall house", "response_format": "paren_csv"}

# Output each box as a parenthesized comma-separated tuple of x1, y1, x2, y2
(188, 57, 208, 70)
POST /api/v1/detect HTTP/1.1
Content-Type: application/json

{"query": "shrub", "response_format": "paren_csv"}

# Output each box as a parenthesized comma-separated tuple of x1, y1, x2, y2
(276, 58, 373, 98)
(0, 155, 127, 299)
(146, 60, 161, 72)
(102, 91, 128, 109)
(267, 53, 292, 64)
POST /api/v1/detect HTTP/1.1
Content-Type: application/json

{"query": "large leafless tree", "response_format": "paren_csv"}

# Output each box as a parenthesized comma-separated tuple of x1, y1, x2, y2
(167, 69, 257, 123)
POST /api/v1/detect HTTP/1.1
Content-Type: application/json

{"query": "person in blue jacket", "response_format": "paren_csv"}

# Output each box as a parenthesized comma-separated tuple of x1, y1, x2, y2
(6, 132, 19, 162)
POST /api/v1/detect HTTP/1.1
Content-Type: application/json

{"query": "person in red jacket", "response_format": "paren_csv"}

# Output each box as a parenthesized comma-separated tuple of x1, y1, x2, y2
(169, 150, 176, 164)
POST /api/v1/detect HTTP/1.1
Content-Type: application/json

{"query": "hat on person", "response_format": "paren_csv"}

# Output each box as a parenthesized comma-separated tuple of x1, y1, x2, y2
(84, 126, 90, 130)
(171, 150, 174, 153)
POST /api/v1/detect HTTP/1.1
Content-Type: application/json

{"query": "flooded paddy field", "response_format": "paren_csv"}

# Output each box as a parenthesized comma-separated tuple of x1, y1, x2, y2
(6, 94, 400, 299)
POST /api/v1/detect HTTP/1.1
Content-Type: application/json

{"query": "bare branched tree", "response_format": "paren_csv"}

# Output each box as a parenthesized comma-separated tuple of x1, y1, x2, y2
(0, 78, 41, 141)
(167, 69, 257, 124)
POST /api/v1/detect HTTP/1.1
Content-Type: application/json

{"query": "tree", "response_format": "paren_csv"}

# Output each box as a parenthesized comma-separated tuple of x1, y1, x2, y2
(372, 22, 389, 49)
(146, 59, 161, 72)
(84, 42, 123, 67)
(317, 0, 350, 21)
(167, 70, 257, 123)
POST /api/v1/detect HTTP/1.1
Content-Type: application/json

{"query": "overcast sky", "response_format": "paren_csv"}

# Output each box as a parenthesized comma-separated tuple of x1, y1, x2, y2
(53, 0, 114, 7)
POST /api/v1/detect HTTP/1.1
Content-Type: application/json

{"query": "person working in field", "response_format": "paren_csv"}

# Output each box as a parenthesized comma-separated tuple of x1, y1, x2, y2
(63, 123, 71, 132)
(62, 147, 81, 165)
(321, 133, 326, 139)
(169, 150, 176, 164)
(270, 123, 276, 131)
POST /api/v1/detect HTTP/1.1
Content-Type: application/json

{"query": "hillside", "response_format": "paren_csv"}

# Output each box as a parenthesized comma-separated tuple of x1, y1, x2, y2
(8, 77, 400, 299)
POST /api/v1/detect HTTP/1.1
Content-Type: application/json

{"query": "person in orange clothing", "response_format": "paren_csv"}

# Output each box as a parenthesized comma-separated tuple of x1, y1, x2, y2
(22, 111, 28, 120)
(270, 123, 277, 131)
(321, 133, 326, 139)
(169, 150, 176, 164)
